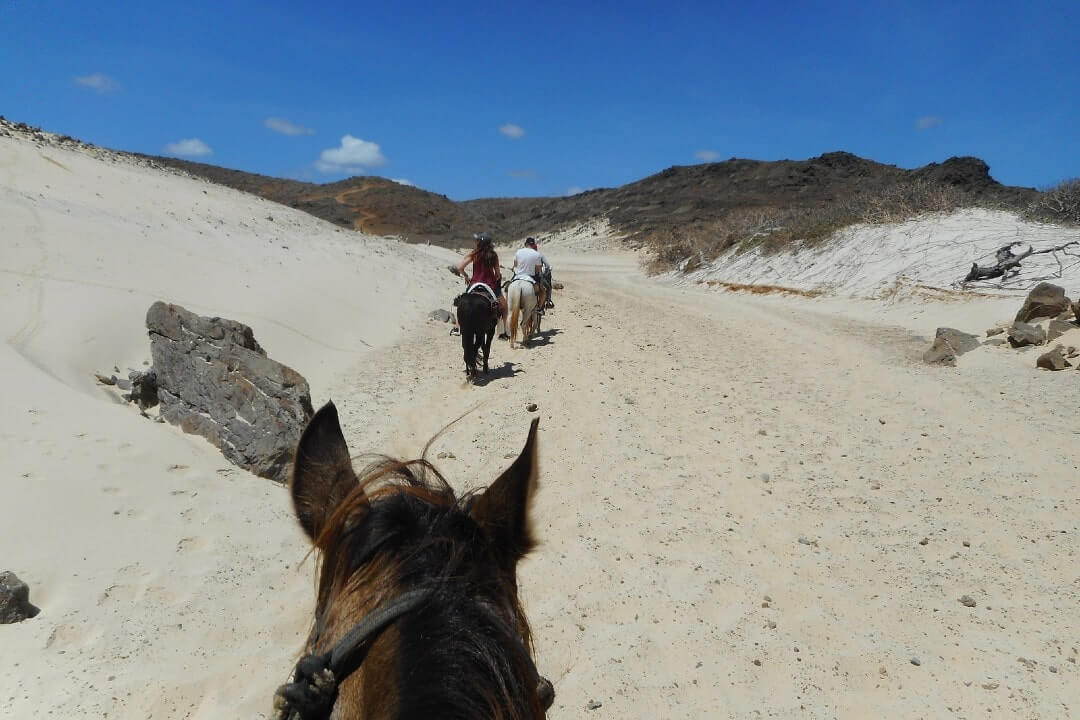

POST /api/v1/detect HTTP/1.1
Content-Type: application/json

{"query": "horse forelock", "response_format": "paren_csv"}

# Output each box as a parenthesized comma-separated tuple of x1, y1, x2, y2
(310, 456, 541, 719)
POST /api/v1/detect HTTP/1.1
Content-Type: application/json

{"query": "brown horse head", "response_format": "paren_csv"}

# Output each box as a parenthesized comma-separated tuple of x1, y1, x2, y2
(278, 401, 549, 719)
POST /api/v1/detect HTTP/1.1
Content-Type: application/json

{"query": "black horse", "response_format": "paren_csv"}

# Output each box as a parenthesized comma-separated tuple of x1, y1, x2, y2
(455, 290, 497, 380)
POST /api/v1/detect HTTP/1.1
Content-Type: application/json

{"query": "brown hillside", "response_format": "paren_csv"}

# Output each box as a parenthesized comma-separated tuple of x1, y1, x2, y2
(139, 150, 1037, 254)
(132, 155, 488, 245)
(464, 152, 1037, 245)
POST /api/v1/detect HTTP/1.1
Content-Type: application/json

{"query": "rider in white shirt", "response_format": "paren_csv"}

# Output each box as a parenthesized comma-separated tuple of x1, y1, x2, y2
(513, 238, 552, 308)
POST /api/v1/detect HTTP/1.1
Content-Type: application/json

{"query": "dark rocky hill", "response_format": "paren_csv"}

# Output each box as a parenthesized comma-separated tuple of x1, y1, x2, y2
(465, 152, 1037, 246)
(146, 150, 1038, 255)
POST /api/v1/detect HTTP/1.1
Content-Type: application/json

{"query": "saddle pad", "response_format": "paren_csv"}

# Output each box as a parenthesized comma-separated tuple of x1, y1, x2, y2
(467, 283, 498, 304)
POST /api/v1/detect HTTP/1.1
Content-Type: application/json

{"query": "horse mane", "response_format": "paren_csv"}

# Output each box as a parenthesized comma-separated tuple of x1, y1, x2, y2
(313, 456, 542, 719)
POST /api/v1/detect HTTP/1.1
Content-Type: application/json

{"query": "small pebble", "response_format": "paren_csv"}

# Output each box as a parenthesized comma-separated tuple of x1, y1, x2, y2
(959, 595, 977, 607)
(586, 700, 602, 710)
(910, 657, 921, 666)
(919, 537, 929, 546)
(526, 403, 538, 412)
(962, 540, 970, 547)
(752, 659, 762, 666)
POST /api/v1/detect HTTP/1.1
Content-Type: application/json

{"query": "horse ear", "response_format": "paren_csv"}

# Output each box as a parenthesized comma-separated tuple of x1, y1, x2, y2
(290, 401, 360, 542)
(470, 418, 539, 568)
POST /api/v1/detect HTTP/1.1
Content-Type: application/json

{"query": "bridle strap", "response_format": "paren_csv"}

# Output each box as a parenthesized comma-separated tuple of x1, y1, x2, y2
(328, 588, 433, 673)
(274, 587, 553, 718)
(273, 588, 434, 720)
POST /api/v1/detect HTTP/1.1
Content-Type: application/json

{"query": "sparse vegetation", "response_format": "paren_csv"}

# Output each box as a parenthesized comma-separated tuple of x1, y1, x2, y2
(644, 179, 982, 273)
(1025, 178, 1080, 226)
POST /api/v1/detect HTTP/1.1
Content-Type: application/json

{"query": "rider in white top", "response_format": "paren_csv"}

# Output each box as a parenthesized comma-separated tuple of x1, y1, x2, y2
(512, 244, 544, 281)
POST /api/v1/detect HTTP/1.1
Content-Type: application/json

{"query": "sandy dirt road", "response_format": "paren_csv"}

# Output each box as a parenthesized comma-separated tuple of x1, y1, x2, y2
(326, 249, 1078, 719)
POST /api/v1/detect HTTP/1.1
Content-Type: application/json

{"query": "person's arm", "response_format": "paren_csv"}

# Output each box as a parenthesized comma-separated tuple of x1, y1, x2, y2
(457, 254, 471, 277)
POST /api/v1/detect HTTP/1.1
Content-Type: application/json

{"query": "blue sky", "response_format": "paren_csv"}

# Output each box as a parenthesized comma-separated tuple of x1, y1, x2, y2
(2, 0, 1077, 200)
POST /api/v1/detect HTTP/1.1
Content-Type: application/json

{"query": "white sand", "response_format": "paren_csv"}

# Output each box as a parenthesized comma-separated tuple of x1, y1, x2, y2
(682, 208, 1080, 298)
(2, 131, 1077, 718)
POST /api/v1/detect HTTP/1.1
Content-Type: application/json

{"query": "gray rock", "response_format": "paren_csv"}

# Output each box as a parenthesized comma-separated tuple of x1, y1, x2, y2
(1036, 346, 1072, 371)
(1, 571, 40, 623)
(1046, 319, 1076, 343)
(428, 308, 453, 323)
(1015, 282, 1071, 323)
(923, 327, 980, 365)
(1008, 322, 1047, 348)
(959, 594, 977, 607)
(146, 302, 313, 483)
(985, 327, 1005, 337)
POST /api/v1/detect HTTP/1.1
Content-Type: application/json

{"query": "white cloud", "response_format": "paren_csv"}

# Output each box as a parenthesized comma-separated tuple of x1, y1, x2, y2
(499, 123, 525, 139)
(163, 138, 213, 157)
(916, 115, 943, 130)
(74, 72, 117, 94)
(695, 149, 721, 162)
(565, 186, 584, 196)
(391, 178, 415, 186)
(508, 169, 537, 179)
(265, 117, 315, 136)
(316, 135, 387, 173)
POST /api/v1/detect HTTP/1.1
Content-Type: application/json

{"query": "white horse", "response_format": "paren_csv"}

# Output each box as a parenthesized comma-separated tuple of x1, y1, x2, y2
(506, 277, 538, 348)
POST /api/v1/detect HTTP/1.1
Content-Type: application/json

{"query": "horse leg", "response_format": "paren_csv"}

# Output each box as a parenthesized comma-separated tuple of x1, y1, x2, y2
(508, 283, 521, 348)
(461, 326, 474, 378)
(482, 326, 494, 373)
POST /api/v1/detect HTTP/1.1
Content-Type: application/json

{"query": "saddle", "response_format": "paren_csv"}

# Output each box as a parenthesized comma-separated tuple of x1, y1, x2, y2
(467, 282, 498, 305)
(453, 283, 498, 314)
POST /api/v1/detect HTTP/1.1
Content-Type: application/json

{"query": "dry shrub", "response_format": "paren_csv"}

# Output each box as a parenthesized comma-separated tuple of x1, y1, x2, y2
(1025, 178, 1080, 226)
(855, 179, 966, 224)
(643, 179, 977, 271)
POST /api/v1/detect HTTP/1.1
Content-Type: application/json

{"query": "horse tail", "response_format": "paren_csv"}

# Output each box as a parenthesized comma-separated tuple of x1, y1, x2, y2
(508, 280, 521, 345)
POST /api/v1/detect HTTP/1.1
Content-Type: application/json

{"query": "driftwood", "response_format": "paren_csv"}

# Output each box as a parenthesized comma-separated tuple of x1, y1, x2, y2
(964, 241, 1080, 283)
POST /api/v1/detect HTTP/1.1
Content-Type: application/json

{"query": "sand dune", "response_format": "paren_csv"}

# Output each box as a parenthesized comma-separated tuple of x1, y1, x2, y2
(2, 133, 1078, 719)
(684, 208, 1080, 299)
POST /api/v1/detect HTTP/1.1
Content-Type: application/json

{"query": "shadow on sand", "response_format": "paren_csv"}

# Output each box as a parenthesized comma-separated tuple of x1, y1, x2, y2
(473, 361, 521, 386)
(525, 327, 561, 347)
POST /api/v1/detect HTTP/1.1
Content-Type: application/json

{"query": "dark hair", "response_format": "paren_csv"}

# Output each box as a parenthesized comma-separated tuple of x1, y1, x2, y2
(472, 236, 498, 271)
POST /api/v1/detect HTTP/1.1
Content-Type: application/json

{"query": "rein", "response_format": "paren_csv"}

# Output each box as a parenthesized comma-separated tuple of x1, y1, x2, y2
(272, 588, 434, 720)
(273, 587, 555, 718)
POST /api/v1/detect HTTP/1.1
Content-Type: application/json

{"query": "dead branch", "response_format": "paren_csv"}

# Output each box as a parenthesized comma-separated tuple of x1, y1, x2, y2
(963, 240, 1080, 285)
